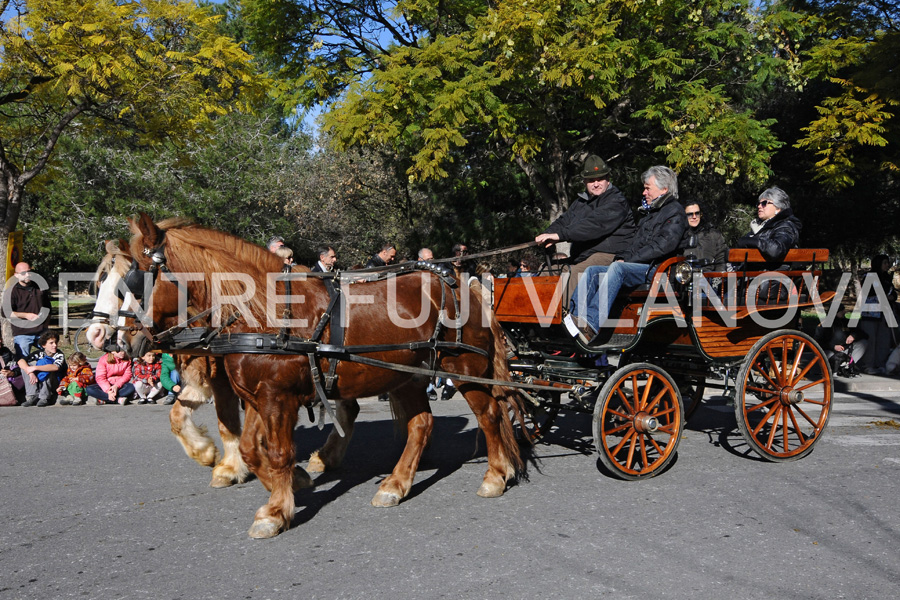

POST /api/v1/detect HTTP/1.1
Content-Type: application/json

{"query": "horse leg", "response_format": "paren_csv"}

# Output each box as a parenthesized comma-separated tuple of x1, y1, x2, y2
(168, 396, 219, 468)
(371, 381, 433, 507)
(248, 396, 303, 539)
(208, 370, 250, 488)
(307, 398, 360, 473)
(458, 382, 517, 498)
(240, 401, 313, 496)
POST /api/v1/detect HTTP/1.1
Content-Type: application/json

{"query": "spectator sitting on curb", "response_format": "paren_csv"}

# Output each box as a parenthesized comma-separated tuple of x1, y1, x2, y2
(18, 331, 65, 407)
(160, 353, 180, 405)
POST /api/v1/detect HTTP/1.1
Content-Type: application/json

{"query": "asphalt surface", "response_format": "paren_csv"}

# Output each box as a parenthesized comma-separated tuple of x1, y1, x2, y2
(2, 380, 900, 600)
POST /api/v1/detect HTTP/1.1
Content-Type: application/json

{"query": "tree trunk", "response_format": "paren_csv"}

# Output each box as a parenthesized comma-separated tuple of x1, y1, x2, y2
(0, 173, 24, 351)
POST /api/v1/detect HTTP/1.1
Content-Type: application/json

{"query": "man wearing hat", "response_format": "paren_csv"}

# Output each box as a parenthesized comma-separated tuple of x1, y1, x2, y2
(535, 154, 636, 301)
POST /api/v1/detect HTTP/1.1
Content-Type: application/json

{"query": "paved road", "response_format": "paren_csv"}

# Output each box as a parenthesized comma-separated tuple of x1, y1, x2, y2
(2, 385, 900, 600)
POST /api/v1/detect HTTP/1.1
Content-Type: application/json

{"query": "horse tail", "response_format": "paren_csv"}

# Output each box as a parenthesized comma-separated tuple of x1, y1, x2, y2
(488, 309, 528, 476)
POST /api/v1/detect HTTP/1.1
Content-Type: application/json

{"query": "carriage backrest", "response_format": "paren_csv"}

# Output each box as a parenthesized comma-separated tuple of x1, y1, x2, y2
(493, 275, 565, 325)
(706, 248, 831, 308)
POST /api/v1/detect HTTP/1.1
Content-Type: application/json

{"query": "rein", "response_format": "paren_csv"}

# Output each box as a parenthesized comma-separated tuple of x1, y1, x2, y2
(157, 326, 574, 394)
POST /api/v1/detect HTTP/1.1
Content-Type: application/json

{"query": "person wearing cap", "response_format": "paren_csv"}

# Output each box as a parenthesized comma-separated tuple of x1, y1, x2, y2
(566, 165, 687, 344)
(535, 154, 636, 301)
(734, 186, 801, 267)
(311, 245, 337, 272)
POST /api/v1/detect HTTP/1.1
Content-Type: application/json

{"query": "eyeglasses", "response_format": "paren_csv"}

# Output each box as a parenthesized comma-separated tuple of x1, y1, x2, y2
(685, 211, 701, 218)
(757, 199, 770, 207)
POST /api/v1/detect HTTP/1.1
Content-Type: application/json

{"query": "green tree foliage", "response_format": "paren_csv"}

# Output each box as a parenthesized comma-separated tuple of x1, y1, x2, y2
(791, 0, 899, 189)
(0, 0, 268, 272)
(20, 109, 307, 276)
(245, 0, 797, 219)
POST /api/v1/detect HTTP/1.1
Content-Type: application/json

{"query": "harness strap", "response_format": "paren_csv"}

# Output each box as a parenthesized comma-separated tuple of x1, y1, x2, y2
(322, 278, 343, 394)
(306, 352, 345, 437)
(277, 264, 292, 347)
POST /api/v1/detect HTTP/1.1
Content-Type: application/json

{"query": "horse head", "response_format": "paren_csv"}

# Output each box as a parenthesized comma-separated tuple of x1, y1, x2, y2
(128, 211, 296, 336)
(86, 238, 152, 354)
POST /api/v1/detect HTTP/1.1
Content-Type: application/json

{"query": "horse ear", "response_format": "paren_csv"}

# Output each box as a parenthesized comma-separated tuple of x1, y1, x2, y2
(132, 212, 162, 248)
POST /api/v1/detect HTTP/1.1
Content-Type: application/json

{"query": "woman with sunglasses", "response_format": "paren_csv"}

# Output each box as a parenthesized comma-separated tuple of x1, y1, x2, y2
(681, 202, 727, 272)
(735, 186, 801, 268)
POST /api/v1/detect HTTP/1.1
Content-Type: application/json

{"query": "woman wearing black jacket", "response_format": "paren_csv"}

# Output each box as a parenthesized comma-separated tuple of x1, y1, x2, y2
(735, 186, 801, 267)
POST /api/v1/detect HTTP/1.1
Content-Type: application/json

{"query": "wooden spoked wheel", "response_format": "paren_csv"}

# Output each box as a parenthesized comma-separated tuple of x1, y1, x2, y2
(592, 363, 684, 480)
(735, 330, 833, 461)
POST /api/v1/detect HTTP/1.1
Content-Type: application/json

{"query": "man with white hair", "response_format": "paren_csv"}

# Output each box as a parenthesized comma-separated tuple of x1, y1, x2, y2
(417, 247, 434, 261)
(267, 235, 285, 253)
(566, 166, 687, 344)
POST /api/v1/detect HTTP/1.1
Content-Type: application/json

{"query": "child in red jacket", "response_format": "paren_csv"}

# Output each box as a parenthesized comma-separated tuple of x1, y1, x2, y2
(132, 351, 163, 404)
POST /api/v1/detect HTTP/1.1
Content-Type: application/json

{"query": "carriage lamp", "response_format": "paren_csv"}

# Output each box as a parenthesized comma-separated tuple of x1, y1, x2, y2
(674, 261, 693, 285)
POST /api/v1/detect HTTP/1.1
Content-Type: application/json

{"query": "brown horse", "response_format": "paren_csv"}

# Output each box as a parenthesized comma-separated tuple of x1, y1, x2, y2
(88, 238, 249, 488)
(126, 213, 525, 538)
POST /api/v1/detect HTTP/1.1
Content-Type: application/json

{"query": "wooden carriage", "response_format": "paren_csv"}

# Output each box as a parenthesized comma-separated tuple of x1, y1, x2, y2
(493, 249, 835, 479)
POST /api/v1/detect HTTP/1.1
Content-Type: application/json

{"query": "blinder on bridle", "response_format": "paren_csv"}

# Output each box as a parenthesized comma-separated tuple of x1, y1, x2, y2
(91, 247, 167, 323)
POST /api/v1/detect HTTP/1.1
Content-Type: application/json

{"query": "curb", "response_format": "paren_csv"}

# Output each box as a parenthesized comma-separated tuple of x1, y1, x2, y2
(833, 373, 900, 394)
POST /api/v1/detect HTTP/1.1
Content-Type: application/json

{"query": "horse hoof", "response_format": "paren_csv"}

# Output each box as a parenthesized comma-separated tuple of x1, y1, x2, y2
(248, 519, 282, 539)
(209, 475, 236, 489)
(307, 452, 326, 473)
(477, 481, 506, 498)
(292, 465, 314, 491)
(371, 491, 401, 507)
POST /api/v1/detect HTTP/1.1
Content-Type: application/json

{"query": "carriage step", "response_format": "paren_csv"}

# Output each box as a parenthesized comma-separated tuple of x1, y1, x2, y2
(582, 332, 636, 351)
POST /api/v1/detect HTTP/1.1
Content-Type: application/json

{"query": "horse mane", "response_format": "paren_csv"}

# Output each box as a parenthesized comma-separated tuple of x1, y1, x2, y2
(94, 240, 134, 282)
(132, 219, 293, 330)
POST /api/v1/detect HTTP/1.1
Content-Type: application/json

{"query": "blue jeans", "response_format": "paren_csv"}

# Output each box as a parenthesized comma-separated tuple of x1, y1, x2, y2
(167, 369, 180, 393)
(85, 383, 136, 402)
(13, 334, 41, 360)
(571, 262, 652, 332)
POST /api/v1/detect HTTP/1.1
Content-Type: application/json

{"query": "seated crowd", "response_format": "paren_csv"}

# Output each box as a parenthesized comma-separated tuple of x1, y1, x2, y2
(2, 330, 184, 407)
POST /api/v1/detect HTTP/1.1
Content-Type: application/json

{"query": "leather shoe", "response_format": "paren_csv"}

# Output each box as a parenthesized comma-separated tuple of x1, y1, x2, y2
(563, 313, 596, 345)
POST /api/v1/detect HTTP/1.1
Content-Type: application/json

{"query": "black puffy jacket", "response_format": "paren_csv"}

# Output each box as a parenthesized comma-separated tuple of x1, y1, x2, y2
(617, 193, 688, 268)
(544, 185, 636, 263)
(735, 208, 802, 265)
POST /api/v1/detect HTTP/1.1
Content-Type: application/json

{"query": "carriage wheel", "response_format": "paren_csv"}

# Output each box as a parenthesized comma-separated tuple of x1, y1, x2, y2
(72, 322, 107, 361)
(592, 363, 684, 480)
(516, 390, 562, 441)
(735, 330, 832, 461)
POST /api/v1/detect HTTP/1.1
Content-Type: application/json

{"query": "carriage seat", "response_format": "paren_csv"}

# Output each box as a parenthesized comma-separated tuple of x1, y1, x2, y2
(698, 248, 831, 309)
